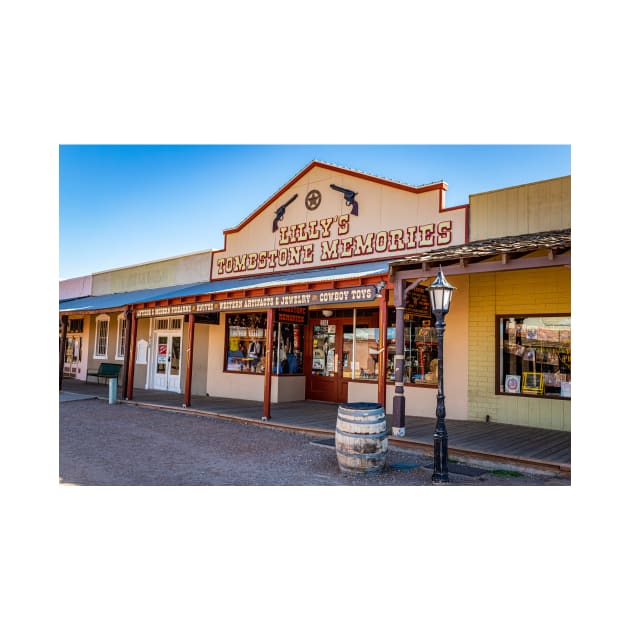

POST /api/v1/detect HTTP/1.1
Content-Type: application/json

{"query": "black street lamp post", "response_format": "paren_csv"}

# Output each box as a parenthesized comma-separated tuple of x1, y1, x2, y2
(427, 267, 456, 484)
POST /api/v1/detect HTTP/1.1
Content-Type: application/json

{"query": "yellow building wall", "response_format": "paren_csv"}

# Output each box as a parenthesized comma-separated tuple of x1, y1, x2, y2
(468, 266, 571, 431)
(469, 176, 570, 240)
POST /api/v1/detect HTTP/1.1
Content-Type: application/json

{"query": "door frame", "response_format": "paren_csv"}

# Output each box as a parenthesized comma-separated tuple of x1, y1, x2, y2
(305, 313, 377, 403)
(150, 330, 183, 392)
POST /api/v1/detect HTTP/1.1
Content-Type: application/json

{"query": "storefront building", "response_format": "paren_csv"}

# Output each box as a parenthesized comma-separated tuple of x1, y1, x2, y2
(60, 161, 570, 433)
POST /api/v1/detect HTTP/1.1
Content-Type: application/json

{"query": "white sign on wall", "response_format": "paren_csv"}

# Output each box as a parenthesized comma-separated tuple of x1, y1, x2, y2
(136, 339, 148, 364)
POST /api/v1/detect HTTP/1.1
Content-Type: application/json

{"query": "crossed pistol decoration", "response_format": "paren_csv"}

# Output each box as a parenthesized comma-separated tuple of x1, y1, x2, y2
(271, 184, 359, 232)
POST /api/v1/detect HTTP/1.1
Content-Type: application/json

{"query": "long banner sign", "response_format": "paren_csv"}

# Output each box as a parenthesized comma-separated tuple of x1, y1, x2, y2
(135, 285, 376, 318)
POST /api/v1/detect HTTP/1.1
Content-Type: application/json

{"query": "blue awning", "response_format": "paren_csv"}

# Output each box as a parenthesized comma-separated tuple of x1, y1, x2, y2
(59, 260, 391, 313)
(58, 282, 208, 313)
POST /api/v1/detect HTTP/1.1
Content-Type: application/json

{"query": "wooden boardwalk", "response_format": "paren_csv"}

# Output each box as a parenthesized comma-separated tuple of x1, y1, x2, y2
(61, 379, 571, 474)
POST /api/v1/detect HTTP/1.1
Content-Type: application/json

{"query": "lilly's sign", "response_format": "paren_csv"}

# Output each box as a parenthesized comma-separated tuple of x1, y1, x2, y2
(215, 213, 454, 276)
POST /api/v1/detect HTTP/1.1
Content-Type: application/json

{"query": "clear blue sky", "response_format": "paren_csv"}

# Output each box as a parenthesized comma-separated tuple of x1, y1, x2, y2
(59, 145, 570, 280)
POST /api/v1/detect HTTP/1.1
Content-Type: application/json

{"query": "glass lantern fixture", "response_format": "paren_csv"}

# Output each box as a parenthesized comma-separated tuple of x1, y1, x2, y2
(428, 267, 456, 315)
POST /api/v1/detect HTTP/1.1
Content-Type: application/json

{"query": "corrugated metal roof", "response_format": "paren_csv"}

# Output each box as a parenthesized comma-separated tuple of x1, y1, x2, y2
(59, 260, 390, 313)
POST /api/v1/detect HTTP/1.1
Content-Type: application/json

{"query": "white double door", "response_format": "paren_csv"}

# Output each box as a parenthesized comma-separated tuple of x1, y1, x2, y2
(153, 332, 182, 391)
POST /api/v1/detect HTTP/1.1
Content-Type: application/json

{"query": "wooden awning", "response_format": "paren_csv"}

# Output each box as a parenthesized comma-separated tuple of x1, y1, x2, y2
(388, 229, 570, 292)
(390, 229, 571, 272)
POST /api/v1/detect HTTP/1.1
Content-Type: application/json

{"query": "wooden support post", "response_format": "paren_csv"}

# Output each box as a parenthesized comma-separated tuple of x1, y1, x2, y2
(125, 312, 137, 400)
(262, 308, 274, 420)
(377, 287, 388, 407)
(121, 308, 132, 398)
(184, 313, 195, 407)
(59, 315, 68, 391)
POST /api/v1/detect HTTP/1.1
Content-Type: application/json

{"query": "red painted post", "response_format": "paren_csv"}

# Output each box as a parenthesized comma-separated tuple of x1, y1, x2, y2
(125, 312, 137, 400)
(121, 308, 132, 397)
(263, 308, 274, 420)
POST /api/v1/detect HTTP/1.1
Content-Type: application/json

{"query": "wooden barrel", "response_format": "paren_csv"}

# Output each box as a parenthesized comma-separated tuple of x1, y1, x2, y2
(335, 402, 388, 474)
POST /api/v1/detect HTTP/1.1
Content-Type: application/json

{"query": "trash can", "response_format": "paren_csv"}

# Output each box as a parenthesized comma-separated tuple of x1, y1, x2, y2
(335, 402, 388, 474)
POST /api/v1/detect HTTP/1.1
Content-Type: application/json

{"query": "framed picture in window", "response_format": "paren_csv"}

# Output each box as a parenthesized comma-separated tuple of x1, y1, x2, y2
(505, 374, 521, 394)
(522, 372, 544, 394)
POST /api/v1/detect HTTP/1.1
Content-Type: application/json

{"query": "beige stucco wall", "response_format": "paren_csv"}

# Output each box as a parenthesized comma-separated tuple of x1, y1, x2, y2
(347, 381, 378, 405)
(85, 312, 126, 376)
(467, 266, 571, 431)
(441, 274, 470, 420)
(133, 318, 151, 388)
(92, 250, 213, 295)
(274, 376, 306, 403)
(332, 379, 463, 418)
(469, 176, 570, 240)
(190, 323, 210, 396)
(205, 373, 304, 403)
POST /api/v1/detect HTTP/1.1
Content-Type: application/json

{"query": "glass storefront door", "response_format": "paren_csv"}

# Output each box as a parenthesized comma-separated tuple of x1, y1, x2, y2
(308, 319, 345, 402)
(153, 333, 182, 391)
(306, 314, 377, 403)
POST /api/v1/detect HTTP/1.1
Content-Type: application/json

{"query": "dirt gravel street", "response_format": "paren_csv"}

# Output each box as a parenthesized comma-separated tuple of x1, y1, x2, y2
(59, 398, 569, 486)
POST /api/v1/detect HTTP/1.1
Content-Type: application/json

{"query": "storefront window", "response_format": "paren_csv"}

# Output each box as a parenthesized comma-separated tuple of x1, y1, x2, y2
(65, 336, 82, 363)
(348, 324, 380, 380)
(405, 318, 438, 385)
(225, 312, 268, 373)
(308, 305, 438, 385)
(225, 312, 305, 375)
(385, 310, 438, 386)
(310, 317, 379, 380)
(309, 305, 438, 386)
(498, 315, 571, 398)
(272, 320, 304, 374)
(386, 325, 396, 381)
